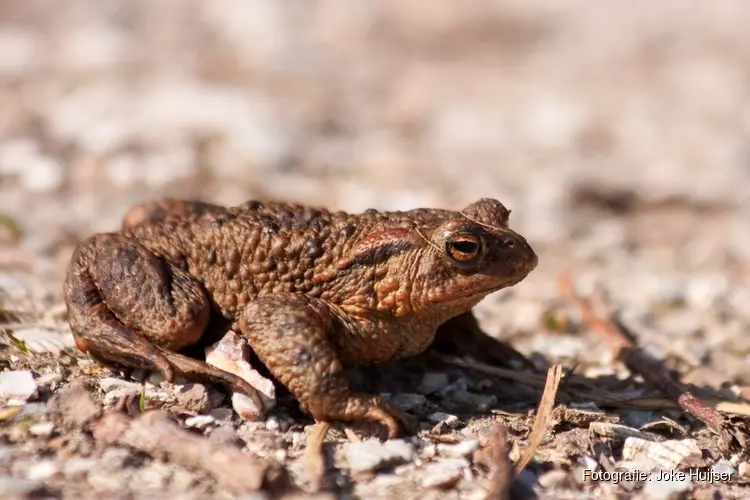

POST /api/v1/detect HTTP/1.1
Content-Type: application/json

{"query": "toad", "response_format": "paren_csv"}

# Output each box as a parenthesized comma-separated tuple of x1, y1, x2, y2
(64, 197, 537, 437)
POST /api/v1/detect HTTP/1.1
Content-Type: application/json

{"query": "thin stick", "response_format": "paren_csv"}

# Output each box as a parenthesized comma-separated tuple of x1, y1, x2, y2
(515, 365, 563, 473)
(482, 424, 514, 500)
(558, 275, 739, 449)
(92, 411, 287, 493)
(304, 422, 331, 491)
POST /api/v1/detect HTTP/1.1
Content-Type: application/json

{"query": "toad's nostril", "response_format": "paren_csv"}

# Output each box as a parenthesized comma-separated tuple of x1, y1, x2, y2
(503, 237, 515, 248)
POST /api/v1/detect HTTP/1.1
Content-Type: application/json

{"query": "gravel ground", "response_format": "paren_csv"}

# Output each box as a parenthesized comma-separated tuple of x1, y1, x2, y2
(2, 1, 750, 499)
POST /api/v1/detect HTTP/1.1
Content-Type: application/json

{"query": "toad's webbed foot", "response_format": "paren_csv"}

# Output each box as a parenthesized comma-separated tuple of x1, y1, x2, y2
(240, 294, 405, 439)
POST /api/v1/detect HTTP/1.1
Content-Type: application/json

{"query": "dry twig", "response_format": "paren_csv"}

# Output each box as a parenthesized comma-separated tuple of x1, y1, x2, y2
(304, 422, 331, 491)
(481, 424, 514, 500)
(515, 365, 564, 473)
(92, 411, 288, 494)
(558, 275, 743, 450)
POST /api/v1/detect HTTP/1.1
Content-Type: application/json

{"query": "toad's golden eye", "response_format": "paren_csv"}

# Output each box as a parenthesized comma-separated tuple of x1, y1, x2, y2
(445, 233, 483, 263)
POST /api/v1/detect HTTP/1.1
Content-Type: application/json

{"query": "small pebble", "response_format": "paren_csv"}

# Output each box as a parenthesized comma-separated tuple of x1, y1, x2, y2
(428, 412, 460, 429)
(98, 378, 143, 394)
(449, 392, 497, 411)
(421, 458, 468, 489)
(172, 383, 211, 414)
(63, 457, 98, 478)
(0, 446, 13, 466)
(265, 416, 281, 431)
(643, 473, 692, 500)
(0, 477, 44, 497)
(437, 440, 479, 458)
(383, 393, 427, 412)
(184, 415, 215, 430)
(28, 422, 54, 437)
(711, 459, 736, 476)
(208, 425, 240, 446)
(19, 156, 64, 192)
(26, 459, 60, 481)
(538, 469, 569, 489)
(36, 372, 63, 389)
(417, 372, 449, 395)
(11, 329, 75, 354)
(16, 403, 49, 420)
(345, 439, 416, 473)
(0, 371, 37, 402)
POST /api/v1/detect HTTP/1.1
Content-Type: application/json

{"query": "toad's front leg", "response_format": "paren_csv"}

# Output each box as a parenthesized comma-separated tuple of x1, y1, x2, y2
(239, 294, 407, 439)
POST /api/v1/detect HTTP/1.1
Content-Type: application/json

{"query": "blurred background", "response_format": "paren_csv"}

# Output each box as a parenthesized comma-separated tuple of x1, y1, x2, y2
(2, 1, 750, 379)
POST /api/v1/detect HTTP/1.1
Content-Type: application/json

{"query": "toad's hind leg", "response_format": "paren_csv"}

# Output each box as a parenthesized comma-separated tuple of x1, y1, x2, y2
(64, 234, 265, 412)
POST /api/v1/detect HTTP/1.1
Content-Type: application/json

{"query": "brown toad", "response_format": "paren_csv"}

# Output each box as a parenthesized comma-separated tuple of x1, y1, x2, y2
(64, 197, 537, 437)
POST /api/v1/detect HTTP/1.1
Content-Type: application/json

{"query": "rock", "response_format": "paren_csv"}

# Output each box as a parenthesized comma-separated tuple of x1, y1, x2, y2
(20, 155, 64, 193)
(643, 473, 692, 499)
(28, 422, 54, 437)
(26, 459, 60, 481)
(98, 377, 143, 394)
(345, 439, 416, 473)
(36, 372, 63, 390)
(208, 408, 234, 422)
(437, 440, 479, 458)
(383, 393, 427, 412)
(449, 391, 497, 411)
(11, 329, 76, 354)
(48, 380, 101, 430)
(538, 469, 569, 489)
(621, 438, 702, 470)
(134, 463, 172, 490)
(15, 403, 49, 420)
(619, 410, 656, 429)
(417, 372, 450, 395)
(712, 459, 736, 476)
(63, 457, 98, 478)
(0, 446, 13, 466)
(0, 477, 44, 497)
(428, 412, 461, 429)
(739, 461, 750, 477)
(421, 458, 468, 488)
(205, 331, 276, 420)
(208, 425, 241, 446)
(172, 383, 211, 414)
(0, 371, 37, 403)
(685, 273, 728, 309)
(184, 415, 216, 430)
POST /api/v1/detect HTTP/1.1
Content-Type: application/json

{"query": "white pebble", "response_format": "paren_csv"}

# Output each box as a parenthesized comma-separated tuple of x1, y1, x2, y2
(19, 156, 64, 192)
(185, 415, 216, 430)
(0, 371, 37, 402)
(28, 422, 54, 438)
(26, 460, 60, 481)
(345, 439, 416, 473)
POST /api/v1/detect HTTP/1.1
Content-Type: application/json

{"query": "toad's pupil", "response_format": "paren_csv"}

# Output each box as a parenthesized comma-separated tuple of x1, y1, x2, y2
(451, 240, 479, 255)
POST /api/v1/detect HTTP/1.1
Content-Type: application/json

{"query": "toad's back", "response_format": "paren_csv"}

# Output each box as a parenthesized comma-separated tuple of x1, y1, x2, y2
(122, 200, 454, 318)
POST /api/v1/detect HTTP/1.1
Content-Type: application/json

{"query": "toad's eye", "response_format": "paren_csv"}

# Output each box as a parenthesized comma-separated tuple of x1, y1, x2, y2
(445, 233, 483, 263)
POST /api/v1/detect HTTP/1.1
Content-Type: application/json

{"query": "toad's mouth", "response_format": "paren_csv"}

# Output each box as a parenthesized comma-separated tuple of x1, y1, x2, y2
(427, 273, 531, 305)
